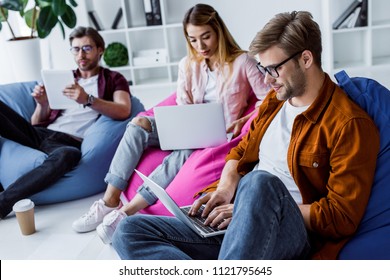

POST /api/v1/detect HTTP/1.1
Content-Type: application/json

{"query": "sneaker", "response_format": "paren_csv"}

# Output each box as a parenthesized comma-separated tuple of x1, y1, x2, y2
(96, 210, 127, 244)
(72, 199, 117, 233)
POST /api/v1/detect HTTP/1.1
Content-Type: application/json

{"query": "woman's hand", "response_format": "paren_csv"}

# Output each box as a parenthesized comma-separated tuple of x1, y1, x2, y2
(226, 117, 247, 139)
(226, 109, 258, 139)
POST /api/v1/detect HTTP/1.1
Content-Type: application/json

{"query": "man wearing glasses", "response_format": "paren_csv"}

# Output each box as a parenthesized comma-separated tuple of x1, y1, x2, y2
(112, 11, 379, 260)
(0, 26, 131, 219)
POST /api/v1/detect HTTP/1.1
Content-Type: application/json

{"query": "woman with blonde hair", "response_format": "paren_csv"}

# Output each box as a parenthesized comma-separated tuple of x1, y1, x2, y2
(73, 3, 268, 244)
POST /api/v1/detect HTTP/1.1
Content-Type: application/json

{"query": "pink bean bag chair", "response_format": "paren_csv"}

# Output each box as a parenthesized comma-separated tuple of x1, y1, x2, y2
(122, 92, 258, 216)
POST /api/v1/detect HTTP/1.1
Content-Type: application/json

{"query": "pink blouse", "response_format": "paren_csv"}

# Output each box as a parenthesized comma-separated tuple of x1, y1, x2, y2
(176, 53, 269, 125)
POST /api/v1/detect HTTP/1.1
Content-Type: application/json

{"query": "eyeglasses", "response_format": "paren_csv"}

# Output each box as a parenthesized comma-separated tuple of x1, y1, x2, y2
(256, 50, 304, 78)
(70, 45, 94, 55)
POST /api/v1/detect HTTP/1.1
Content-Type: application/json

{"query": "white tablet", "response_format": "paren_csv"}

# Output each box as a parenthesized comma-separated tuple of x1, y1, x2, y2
(41, 69, 80, 109)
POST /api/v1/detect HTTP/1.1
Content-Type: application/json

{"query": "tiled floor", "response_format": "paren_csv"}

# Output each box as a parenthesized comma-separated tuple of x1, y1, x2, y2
(0, 193, 119, 260)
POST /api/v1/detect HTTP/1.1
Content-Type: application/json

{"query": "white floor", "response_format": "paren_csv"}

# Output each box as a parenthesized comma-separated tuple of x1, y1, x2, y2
(0, 193, 120, 260)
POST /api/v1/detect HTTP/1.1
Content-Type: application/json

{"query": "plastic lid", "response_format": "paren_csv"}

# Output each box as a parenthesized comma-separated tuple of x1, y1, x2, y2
(12, 199, 35, 212)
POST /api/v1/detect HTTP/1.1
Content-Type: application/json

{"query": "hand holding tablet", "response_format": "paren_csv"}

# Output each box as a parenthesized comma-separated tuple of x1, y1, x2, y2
(40, 69, 81, 109)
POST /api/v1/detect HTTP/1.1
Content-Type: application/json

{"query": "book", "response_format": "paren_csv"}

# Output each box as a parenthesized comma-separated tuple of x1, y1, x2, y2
(111, 7, 123, 29)
(338, 15, 353, 29)
(143, 0, 154, 26)
(349, 7, 361, 28)
(354, 0, 368, 27)
(333, 0, 362, 29)
(88, 11, 104, 31)
(338, 8, 359, 29)
(151, 0, 162, 25)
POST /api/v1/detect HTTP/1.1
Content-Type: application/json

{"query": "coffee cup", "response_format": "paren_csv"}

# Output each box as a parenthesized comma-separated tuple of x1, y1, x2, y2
(12, 199, 36, 235)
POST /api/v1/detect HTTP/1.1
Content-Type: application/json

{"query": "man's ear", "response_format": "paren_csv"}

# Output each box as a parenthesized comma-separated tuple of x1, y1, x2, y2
(98, 47, 104, 58)
(301, 50, 313, 68)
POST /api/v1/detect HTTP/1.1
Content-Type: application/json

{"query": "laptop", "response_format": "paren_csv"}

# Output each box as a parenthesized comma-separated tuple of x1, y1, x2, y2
(154, 103, 230, 150)
(134, 169, 226, 238)
(41, 69, 80, 109)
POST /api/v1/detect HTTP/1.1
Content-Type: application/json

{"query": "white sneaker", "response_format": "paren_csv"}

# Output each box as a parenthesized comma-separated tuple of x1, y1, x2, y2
(72, 199, 117, 233)
(96, 210, 127, 244)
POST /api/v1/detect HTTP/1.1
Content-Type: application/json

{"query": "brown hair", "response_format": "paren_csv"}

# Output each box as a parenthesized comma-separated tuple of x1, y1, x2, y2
(249, 11, 322, 66)
(182, 3, 244, 66)
(69, 26, 105, 52)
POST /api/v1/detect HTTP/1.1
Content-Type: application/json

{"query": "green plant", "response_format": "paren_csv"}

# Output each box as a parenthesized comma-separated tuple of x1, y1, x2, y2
(0, 0, 77, 40)
(103, 42, 129, 67)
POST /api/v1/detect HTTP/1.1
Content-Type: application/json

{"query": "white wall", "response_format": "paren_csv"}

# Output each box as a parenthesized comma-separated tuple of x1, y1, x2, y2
(0, 0, 321, 84)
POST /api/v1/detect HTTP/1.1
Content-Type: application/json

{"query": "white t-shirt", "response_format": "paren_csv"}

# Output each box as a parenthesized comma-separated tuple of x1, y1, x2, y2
(203, 68, 218, 103)
(254, 100, 309, 204)
(47, 75, 100, 139)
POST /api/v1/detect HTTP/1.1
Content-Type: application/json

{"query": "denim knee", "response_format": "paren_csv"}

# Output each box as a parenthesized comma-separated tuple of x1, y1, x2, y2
(128, 116, 159, 147)
(236, 170, 287, 207)
(51, 146, 82, 166)
(124, 122, 146, 140)
(112, 216, 127, 247)
(112, 215, 147, 258)
(112, 216, 134, 249)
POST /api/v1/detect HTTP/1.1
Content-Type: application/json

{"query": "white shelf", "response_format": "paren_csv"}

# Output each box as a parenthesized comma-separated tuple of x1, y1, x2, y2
(372, 55, 390, 66)
(323, 0, 390, 87)
(372, 20, 390, 27)
(332, 25, 368, 34)
(134, 79, 176, 86)
(132, 63, 172, 70)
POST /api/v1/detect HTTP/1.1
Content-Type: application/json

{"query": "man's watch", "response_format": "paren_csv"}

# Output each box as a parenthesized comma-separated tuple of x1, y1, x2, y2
(84, 94, 95, 108)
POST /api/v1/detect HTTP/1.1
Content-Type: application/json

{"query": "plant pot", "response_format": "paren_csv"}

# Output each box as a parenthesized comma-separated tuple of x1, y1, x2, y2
(5, 37, 42, 82)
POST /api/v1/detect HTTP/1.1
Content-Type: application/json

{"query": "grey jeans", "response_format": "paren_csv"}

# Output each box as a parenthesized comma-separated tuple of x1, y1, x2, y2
(104, 116, 193, 205)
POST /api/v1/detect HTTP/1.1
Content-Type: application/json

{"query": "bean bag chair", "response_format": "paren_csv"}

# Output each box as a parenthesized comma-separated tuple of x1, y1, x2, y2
(122, 92, 258, 216)
(0, 81, 144, 204)
(335, 70, 390, 259)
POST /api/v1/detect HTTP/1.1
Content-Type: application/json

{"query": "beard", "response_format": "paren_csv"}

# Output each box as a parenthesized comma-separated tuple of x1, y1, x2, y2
(276, 67, 306, 101)
(77, 57, 100, 72)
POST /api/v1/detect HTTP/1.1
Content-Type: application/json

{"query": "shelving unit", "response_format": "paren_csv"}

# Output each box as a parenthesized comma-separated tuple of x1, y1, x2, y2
(84, 0, 199, 108)
(322, 0, 390, 88)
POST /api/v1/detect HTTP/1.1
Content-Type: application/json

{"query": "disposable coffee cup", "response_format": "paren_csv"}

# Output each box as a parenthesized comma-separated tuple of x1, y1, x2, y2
(12, 199, 36, 235)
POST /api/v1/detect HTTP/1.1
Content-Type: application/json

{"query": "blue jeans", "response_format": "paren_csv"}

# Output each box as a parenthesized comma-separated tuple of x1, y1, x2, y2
(112, 170, 311, 259)
(0, 100, 81, 218)
(104, 116, 193, 205)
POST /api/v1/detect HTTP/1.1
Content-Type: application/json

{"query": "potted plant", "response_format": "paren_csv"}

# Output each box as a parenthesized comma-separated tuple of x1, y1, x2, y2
(0, 0, 78, 39)
(0, 0, 78, 81)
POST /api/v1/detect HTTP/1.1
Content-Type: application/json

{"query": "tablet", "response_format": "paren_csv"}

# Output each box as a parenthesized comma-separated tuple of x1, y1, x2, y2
(41, 69, 80, 109)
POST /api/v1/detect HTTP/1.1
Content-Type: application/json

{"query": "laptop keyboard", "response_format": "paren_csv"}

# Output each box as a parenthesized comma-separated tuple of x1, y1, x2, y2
(180, 205, 223, 234)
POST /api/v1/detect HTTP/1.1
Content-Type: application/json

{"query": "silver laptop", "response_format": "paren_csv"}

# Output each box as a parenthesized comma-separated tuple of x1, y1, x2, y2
(134, 169, 226, 238)
(154, 103, 229, 150)
(41, 69, 80, 109)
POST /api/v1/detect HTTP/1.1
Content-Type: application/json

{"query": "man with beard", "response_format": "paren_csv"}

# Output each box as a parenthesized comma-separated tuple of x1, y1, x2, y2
(112, 11, 379, 260)
(0, 26, 131, 219)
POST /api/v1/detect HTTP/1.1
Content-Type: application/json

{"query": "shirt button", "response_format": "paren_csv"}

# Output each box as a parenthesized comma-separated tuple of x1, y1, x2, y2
(312, 162, 319, 168)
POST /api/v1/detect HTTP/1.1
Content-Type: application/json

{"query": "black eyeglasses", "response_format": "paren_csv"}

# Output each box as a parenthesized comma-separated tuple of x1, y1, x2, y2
(70, 45, 94, 55)
(256, 50, 304, 78)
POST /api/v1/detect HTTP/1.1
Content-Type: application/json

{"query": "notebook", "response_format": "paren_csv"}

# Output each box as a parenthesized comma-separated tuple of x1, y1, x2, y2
(134, 169, 226, 238)
(41, 69, 80, 109)
(154, 103, 230, 150)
